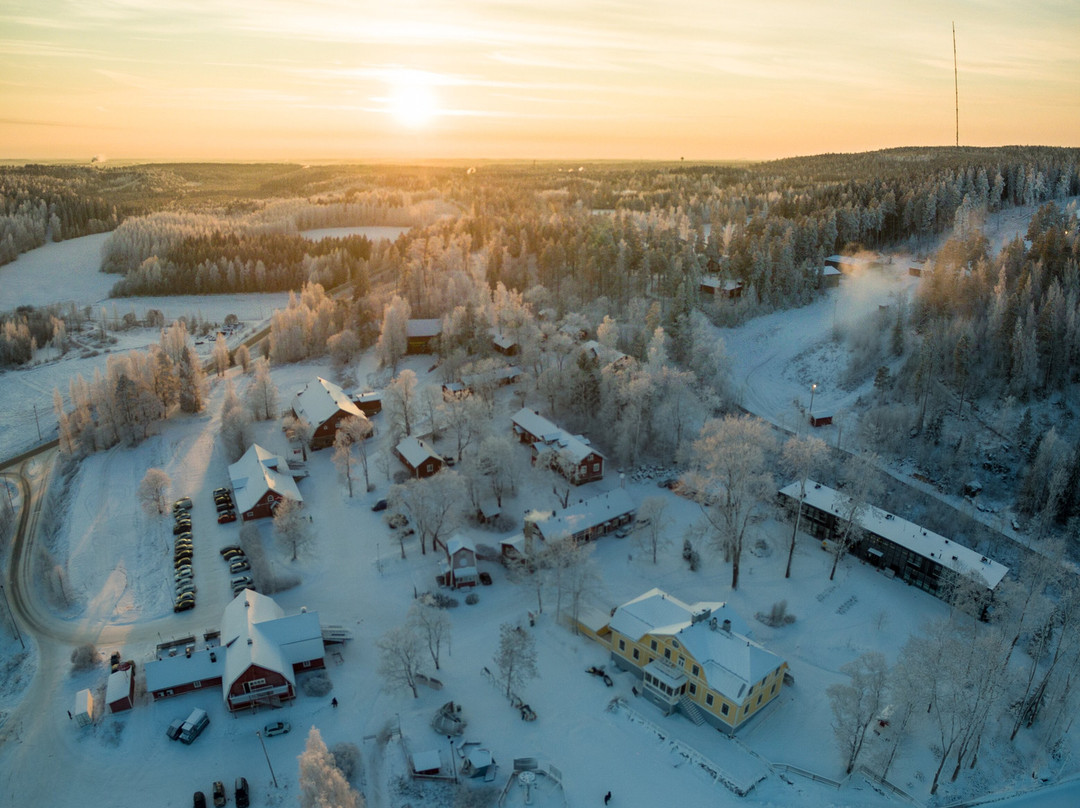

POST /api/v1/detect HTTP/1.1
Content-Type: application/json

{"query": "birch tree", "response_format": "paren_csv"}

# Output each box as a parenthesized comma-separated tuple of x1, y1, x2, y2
(137, 468, 171, 516)
(298, 727, 363, 808)
(685, 415, 773, 590)
(829, 452, 881, 581)
(494, 623, 538, 698)
(780, 433, 826, 578)
(273, 497, 309, 561)
(377, 624, 425, 699)
(408, 595, 451, 671)
(246, 357, 278, 420)
(827, 651, 889, 774)
(634, 496, 669, 564)
(383, 369, 419, 442)
(213, 333, 229, 377)
(389, 470, 465, 556)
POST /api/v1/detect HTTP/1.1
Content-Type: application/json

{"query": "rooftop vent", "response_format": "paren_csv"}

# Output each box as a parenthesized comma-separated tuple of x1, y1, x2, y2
(722, 619, 732, 633)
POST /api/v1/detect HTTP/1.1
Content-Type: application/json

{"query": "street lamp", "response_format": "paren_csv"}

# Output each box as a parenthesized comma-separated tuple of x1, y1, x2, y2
(809, 383, 818, 421)
(256, 729, 278, 788)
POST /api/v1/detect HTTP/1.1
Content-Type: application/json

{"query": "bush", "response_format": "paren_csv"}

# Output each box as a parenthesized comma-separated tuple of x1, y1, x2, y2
(300, 671, 333, 697)
(756, 600, 797, 628)
(429, 593, 459, 609)
(70, 643, 98, 671)
(682, 540, 700, 572)
(465, 593, 479, 605)
(331, 741, 363, 782)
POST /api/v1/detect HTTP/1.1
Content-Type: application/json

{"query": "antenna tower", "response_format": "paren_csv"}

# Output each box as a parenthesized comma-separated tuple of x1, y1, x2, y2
(953, 22, 959, 147)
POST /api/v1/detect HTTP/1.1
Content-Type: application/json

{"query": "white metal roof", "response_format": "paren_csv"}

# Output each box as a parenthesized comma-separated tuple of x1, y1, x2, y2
(778, 480, 1009, 590)
(609, 588, 783, 704)
(822, 266, 842, 277)
(227, 444, 303, 514)
(395, 436, 442, 469)
(292, 377, 364, 428)
(105, 668, 133, 705)
(525, 489, 635, 541)
(144, 647, 224, 693)
(511, 408, 603, 464)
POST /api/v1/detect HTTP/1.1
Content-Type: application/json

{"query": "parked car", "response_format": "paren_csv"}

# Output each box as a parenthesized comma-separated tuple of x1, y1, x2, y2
(229, 559, 250, 574)
(178, 707, 209, 744)
(215, 500, 233, 513)
(173, 521, 193, 535)
(234, 777, 249, 808)
(219, 545, 242, 557)
(614, 525, 631, 539)
(212, 781, 226, 808)
(173, 497, 193, 511)
(217, 510, 237, 524)
(174, 596, 196, 613)
(263, 720, 291, 737)
(213, 487, 231, 498)
(371, 499, 388, 512)
(635, 516, 652, 528)
(167, 718, 184, 740)
(174, 549, 194, 562)
(175, 538, 194, 550)
(193, 792, 207, 808)
(176, 582, 197, 596)
(222, 549, 245, 562)
(231, 575, 253, 587)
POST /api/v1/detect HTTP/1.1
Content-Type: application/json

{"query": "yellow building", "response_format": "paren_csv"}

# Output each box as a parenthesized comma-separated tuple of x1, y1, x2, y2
(604, 588, 788, 734)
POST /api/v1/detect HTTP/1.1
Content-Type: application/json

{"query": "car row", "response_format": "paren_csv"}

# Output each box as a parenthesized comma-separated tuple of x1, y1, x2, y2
(173, 497, 197, 612)
(220, 545, 255, 597)
(214, 487, 237, 523)
(194, 777, 248, 808)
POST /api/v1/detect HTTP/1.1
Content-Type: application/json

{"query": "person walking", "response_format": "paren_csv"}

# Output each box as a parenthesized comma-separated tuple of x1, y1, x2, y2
(331, 697, 338, 708)
(604, 791, 612, 805)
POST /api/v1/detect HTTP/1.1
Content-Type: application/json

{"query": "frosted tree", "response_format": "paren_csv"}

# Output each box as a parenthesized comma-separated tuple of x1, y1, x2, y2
(827, 651, 889, 774)
(780, 433, 826, 578)
(685, 415, 773, 590)
(137, 468, 171, 516)
(212, 333, 230, 377)
(388, 470, 465, 555)
(494, 622, 538, 699)
(634, 496, 669, 564)
(828, 452, 881, 581)
(234, 343, 251, 374)
(283, 414, 313, 461)
(376, 294, 410, 372)
(439, 391, 487, 462)
(150, 346, 179, 416)
(377, 624, 425, 698)
(596, 314, 619, 349)
(298, 726, 363, 808)
(408, 595, 451, 671)
(177, 346, 205, 413)
(328, 328, 361, 372)
(161, 319, 188, 363)
(273, 497, 309, 561)
(246, 357, 278, 420)
(333, 415, 374, 497)
(476, 434, 520, 507)
(220, 380, 253, 462)
(383, 369, 419, 442)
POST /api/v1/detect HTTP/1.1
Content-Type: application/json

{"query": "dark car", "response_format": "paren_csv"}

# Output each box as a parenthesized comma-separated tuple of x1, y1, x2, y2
(215, 500, 233, 513)
(173, 521, 193, 535)
(193, 792, 207, 808)
(167, 718, 184, 740)
(219, 545, 242, 557)
(212, 780, 226, 807)
(174, 595, 196, 613)
(371, 499, 388, 512)
(222, 548, 245, 561)
(213, 487, 231, 498)
(217, 510, 237, 524)
(174, 497, 193, 511)
(229, 559, 250, 574)
(234, 778, 249, 808)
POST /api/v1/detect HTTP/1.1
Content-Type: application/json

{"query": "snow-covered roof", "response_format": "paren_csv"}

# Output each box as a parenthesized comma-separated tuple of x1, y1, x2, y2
(826, 254, 875, 270)
(105, 668, 132, 705)
(292, 377, 363, 428)
(511, 408, 603, 464)
(525, 489, 635, 541)
(220, 590, 323, 704)
(412, 749, 442, 773)
(700, 276, 742, 292)
(580, 340, 630, 369)
(446, 535, 476, 556)
(822, 266, 842, 277)
(395, 436, 442, 469)
(228, 443, 303, 515)
(779, 480, 1009, 590)
(609, 588, 783, 704)
(145, 647, 224, 693)
(406, 319, 442, 338)
(491, 331, 518, 350)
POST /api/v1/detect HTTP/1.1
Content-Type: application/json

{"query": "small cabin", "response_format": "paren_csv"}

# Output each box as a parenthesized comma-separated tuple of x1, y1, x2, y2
(809, 413, 833, 428)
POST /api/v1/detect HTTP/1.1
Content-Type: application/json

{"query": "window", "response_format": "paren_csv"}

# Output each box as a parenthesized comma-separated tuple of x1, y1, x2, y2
(632, 648, 639, 660)
(244, 678, 268, 693)
(689, 683, 697, 695)
(650, 639, 657, 651)
(618, 639, 626, 651)
(664, 648, 671, 660)
(705, 693, 714, 706)
(771, 684, 776, 695)
(672, 640, 680, 649)
(691, 665, 699, 677)
(193, 681, 202, 689)
(592, 463, 600, 472)
(757, 694, 762, 705)
(677, 657, 684, 668)
(302, 660, 311, 668)
(721, 703, 729, 716)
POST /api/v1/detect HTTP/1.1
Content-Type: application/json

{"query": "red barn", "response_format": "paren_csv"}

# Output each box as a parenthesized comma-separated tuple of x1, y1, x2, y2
(292, 377, 370, 450)
(228, 444, 304, 521)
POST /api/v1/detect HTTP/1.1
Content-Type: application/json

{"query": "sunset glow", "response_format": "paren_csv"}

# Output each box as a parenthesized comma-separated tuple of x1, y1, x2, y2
(0, 1, 1077, 161)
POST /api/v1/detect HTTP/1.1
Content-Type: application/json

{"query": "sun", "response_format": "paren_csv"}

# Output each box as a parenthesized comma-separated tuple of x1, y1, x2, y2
(389, 80, 439, 129)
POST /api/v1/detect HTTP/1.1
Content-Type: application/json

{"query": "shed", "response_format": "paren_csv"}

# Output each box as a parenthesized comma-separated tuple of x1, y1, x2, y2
(395, 437, 444, 479)
(106, 667, 135, 713)
(406, 319, 442, 354)
(809, 413, 833, 428)
(352, 391, 383, 416)
(411, 749, 442, 776)
(821, 266, 842, 288)
(74, 688, 93, 726)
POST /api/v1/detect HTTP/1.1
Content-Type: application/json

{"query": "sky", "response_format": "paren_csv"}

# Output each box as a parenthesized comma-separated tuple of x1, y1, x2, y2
(0, 0, 1078, 162)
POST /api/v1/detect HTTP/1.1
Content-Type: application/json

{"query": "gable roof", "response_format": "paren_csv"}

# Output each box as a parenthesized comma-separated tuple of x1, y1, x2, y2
(525, 488, 635, 541)
(779, 480, 1009, 590)
(220, 590, 323, 702)
(292, 377, 364, 428)
(228, 444, 303, 515)
(511, 408, 603, 464)
(407, 319, 443, 338)
(609, 588, 783, 704)
(396, 436, 442, 469)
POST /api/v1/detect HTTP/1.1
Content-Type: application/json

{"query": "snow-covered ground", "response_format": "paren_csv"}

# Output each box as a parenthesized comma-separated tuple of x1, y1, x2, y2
(0, 349, 1071, 808)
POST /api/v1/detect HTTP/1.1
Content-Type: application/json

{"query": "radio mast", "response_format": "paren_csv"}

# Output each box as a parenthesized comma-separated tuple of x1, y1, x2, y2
(953, 22, 959, 147)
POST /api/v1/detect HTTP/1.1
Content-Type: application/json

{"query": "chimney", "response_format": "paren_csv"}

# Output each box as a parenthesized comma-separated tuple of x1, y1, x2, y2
(722, 619, 732, 634)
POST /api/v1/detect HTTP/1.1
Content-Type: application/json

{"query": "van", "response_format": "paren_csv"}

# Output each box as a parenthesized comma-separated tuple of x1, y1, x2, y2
(178, 707, 209, 744)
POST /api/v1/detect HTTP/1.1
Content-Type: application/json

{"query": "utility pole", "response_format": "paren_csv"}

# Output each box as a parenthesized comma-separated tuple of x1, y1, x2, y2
(33, 403, 42, 441)
(0, 583, 25, 649)
(256, 730, 278, 787)
(953, 22, 959, 147)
